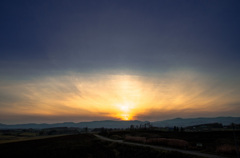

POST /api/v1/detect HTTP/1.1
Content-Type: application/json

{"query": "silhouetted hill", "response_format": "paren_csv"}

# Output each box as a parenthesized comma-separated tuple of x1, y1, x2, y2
(0, 120, 148, 129)
(152, 117, 240, 127)
(1, 117, 240, 129)
(77, 120, 147, 128)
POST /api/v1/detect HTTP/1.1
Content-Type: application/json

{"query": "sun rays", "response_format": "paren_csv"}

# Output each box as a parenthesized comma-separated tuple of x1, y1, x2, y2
(0, 70, 239, 123)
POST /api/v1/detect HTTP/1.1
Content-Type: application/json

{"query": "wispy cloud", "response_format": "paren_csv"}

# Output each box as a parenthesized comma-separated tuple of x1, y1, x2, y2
(0, 70, 239, 123)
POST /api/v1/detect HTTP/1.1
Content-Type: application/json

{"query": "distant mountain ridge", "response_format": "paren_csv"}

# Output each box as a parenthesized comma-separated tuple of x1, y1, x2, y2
(0, 117, 240, 129)
(152, 117, 240, 127)
(0, 120, 148, 129)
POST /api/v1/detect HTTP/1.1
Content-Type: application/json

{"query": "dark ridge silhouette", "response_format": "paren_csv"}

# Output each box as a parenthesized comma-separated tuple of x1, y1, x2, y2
(0, 117, 240, 129)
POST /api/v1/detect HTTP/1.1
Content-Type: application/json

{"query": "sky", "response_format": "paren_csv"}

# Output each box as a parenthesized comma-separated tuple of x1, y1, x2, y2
(0, 0, 240, 124)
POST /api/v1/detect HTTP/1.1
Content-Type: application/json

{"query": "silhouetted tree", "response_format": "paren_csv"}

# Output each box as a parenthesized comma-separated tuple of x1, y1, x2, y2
(180, 127, 184, 132)
(174, 126, 179, 132)
(83, 127, 88, 133)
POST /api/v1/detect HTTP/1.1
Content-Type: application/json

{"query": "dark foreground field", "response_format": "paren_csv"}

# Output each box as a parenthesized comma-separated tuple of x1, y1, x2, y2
(0, 134, 204, 158)
(100, 130, 240, 157)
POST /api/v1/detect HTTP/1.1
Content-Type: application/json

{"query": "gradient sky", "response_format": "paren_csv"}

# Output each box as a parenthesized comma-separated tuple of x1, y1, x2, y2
(1, 0, 240, 124)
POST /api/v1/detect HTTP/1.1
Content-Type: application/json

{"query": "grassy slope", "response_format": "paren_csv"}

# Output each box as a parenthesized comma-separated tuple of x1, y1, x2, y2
(0, 134, 203, 158)
(0, 134, 68, 144)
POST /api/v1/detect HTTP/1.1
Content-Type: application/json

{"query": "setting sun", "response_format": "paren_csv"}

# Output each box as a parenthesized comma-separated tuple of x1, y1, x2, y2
(115, 102, 135, 120)
(120, 114, 131, 120)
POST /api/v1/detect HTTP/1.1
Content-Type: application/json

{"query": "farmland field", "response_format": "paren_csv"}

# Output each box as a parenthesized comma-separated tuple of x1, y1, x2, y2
(100, 129, 240, 157)
(0, 133, 204, 158)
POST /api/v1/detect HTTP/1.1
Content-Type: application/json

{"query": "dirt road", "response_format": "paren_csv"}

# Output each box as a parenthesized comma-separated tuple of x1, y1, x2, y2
(94, 134, 227, 158)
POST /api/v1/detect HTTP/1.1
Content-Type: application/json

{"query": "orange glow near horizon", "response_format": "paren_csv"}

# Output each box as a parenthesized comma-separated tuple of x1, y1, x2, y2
(115, 102, 135, 120)
(0, 70, 239, 122)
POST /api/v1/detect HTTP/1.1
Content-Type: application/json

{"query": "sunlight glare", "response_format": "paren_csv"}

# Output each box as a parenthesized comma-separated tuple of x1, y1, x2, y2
(115, 102, 134, 120)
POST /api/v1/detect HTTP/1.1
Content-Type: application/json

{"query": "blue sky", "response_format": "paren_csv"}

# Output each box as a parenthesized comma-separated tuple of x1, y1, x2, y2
(0, 0, 240, 124)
